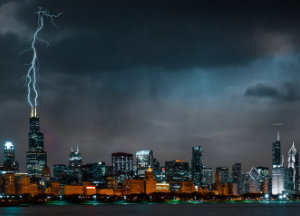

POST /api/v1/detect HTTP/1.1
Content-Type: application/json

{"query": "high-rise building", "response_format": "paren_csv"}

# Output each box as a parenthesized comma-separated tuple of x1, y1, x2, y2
(256, 166, 269, 193)
(165, 160, 190, 182)
(191, 146, 203, 186)
(216, 167, 229, 184)
(53, 164, 68, 185)
(272, 131, 281, 168)
(136, 150, 153, 178)
(286, 143, 299, 194)
(26, 107, 47, 178)
(112, 152, 133, 182)
(155, 167, 167, 183)
(165, 160, 190, 192)
(272, 166, 285, 195)
(248, 167, 260, 193)
(82, 162, 106, 186)
(202, 167, 213, 188)
(153, 158, 161, 181)
(3, 141, 19, 172)
(68, 146, 82, 184)
(232, 163, 242, 194)
(271, 132, 285, 195)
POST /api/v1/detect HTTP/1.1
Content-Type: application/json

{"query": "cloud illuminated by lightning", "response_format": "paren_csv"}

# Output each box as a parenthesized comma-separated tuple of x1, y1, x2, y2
(23, 7, 61, 110)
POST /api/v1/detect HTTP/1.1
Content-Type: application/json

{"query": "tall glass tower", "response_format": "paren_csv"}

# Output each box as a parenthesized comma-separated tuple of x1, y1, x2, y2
(68, 146, 82, 184)
(232, 163, 242, 194)
(26, 107, 47, 177)
(272, 131, 281, 168)
(3, 141, 19, 172)
(271, 131, 285, 195)
(191, 146, 203, 186)
(287, 143, 299, 194)
(136, 150, 153, 178)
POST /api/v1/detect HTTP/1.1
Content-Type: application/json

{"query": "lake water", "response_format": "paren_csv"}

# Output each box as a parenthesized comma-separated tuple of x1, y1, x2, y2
(1, 202, 300, 216)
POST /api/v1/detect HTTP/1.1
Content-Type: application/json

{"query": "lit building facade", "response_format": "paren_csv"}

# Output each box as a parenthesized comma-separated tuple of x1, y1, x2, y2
(286, 143, 299, 194)
(202, 167, 213, 188)
(272, 166, 285, 195)
(68, 146, 82, 184)
(26, 109, 47, 178)
(136, 150, 153, 178)
(216, 167, 229, 184)
(191, 146, 203, 186)
(82, 162, 106, 186)
(271, 132, 285, 195)
(112, 152, 133, 182)
(272, 131, 281, 168)
(232, 163, 242, 194)
(3, 141, 19, 172)
(256, 166, 269, 193)
(53, 164, 68, 185)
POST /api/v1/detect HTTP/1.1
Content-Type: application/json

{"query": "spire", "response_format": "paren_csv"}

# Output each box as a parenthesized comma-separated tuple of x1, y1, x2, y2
(277, 131, 280, 141)
(31, 107, 34, 118)
(71, 146, 74, 152)
(30, 106, 37, 118)
(282, 154, 284, 166)
(76, 145, 79, 153)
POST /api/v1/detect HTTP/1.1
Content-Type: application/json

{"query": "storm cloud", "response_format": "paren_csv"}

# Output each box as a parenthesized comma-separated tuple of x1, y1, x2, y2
(1, 0, 300, 174)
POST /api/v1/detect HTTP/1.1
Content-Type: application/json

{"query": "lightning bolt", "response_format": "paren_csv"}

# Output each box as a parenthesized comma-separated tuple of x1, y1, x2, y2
(22, 7, 61, 117)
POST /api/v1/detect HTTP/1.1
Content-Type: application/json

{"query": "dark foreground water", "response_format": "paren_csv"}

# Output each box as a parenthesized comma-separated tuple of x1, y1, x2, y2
(1, 202, 300, 216)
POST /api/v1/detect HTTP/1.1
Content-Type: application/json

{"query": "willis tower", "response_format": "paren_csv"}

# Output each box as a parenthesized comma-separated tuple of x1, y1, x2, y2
(26, 107, 47, 178)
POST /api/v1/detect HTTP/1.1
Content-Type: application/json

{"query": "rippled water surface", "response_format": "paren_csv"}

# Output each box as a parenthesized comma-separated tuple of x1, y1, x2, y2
(1, 202, 300, 216)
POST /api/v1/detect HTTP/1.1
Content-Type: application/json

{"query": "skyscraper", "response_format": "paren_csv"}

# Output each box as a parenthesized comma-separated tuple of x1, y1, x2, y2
(271, 132, 285, 195)
(82, 162, 106, 186)
(286, 142, 299, 194)
(191, 146, 203, 186)
(53, 164, 68, 185)
(68, 146, 82, 184)
(165, 160, 190, 182)
(26, 107, 47, 178)
(216, 167, 229, 184)
(3, 141, 19, 172)
(256, 166, 269, 193)
(202, 167, 213, 188)
(232, 163, 242, 194)
(112, 152, 133, 182)
(136, 150, 153, 178)
(272, 131, 281, 168)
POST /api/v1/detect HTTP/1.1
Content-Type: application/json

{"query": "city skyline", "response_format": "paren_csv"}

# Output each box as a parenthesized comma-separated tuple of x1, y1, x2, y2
(2, 0, 300, 173)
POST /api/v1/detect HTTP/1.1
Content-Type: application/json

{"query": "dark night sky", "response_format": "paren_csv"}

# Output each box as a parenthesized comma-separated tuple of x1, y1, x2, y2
(1, 0, 300, 174)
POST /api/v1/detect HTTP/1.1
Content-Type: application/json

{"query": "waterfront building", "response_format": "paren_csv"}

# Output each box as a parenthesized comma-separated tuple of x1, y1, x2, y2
(202, 167, 213, 188)
(112, 152, 133, 182)
(156, 182, 170, 192)
(286, 143, 299, 194)
(3, 141, 19, 172)
(123, 179, 145, 195)
(216, 167, 229, 184)
(82, 162, 106, 186)
(232, 163, 242, 194)
(136, 150, 153, 178)
(272, 131, 281, 168)
(272, 166, 285, 195)
(3, 173, 16, 194)
(68, 146, 82, 184)
(53, 164, 68, 185)
(256, 166, 269, 193)
(191, 146, 203, 186)
(145, 167, 156, 194)
(165, 160, 190, 182)
(271, 132, 285, 195)
(248, 167, 260, 193)
(26, 108, 47, 178)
